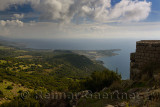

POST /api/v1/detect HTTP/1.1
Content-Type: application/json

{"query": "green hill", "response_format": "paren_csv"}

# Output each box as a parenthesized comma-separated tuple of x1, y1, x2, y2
(0, 42, 122, 107)
(0, 43, 106, 91)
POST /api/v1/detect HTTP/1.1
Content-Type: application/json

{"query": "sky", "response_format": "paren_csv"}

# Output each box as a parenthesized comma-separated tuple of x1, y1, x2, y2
(0, 0, 160, 39)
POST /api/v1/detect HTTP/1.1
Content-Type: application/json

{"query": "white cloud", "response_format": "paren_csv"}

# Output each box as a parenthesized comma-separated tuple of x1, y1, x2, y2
(0, 0, 154, 39)
(0, 0, 26, 11)
(0, 0, 151, 23)
(0, 20, 24, 27)
(0, 20, 6, 26)
(13, 14, 24, 19)
(110, 0, 151, 22)
(0, 21, 160, 39)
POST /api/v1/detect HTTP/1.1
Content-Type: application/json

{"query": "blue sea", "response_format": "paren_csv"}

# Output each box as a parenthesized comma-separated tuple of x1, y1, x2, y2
(12, 38, 145, 80)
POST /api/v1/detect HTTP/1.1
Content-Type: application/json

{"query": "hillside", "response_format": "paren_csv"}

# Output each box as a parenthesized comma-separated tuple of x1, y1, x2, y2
(1, 40, 160, 107)
(0, 42, 113, 106)
(0, 39, 125, 107)
(0, 43, 105, 85)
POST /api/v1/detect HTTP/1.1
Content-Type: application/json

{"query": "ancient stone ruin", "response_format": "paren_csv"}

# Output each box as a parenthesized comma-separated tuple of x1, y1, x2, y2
(130, 40, 160, 80)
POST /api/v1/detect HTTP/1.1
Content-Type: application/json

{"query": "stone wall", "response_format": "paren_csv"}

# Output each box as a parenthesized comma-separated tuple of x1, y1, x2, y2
(130, 40, 160, 80)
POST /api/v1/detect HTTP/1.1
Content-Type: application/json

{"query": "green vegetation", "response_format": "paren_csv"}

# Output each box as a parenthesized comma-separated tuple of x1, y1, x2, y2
(6, 86, 13, 90)
(0, 97, 42, 107)
(0, 43, 116, 106)
(0, 70, 121, 107)
(1, 42, 160, 107)
(0, 91, 4, 98)
(69, 70, 121, 92)
(0, 44, 106, 91)
(0, 80, 32, 99)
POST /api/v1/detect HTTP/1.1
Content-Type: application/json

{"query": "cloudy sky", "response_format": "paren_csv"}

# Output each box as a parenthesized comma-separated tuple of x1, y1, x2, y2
(0, 0, 159, 39)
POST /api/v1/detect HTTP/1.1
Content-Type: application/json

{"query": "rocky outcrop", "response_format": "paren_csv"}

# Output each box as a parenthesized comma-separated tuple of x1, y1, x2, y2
(130, 40, 160, 80)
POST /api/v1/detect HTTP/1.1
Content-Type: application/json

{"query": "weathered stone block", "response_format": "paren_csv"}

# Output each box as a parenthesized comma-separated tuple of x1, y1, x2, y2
(130, 53, 135, 61)
(156, 47, 160, 50)
(150, 54, 155, 58)
(130, 40, 160, 80)
(154, 54, 160, 58)
(130, 62, 137, 68)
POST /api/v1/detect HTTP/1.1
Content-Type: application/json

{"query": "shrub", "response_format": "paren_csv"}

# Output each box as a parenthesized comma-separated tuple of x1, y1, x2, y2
(109, 81, 122, 91)
(0, 90, 3, 95)
(0, 78, 3, 83)
(82, 70, 121, 92)
(0, 90, 4, 98)
(18, 90, 23, 93)
(6, 86, 13, 90)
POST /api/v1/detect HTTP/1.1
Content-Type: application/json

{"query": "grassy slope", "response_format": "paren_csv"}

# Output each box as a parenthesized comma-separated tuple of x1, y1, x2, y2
(0, 80, 33, 105)
(0, 44, 106, 105)
(0, 43, 124, 107)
